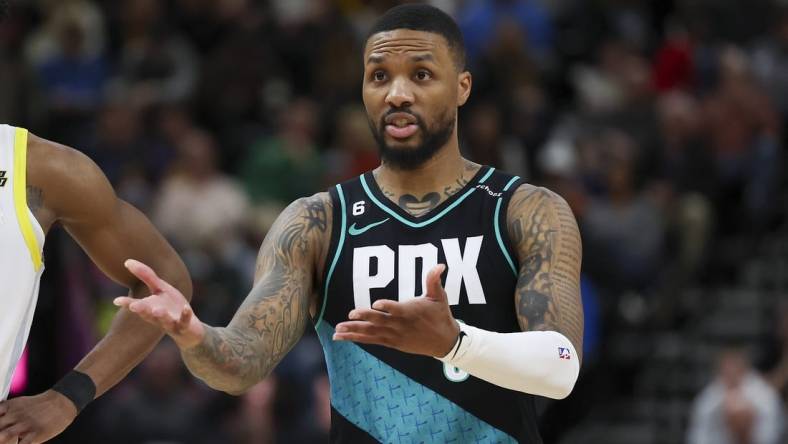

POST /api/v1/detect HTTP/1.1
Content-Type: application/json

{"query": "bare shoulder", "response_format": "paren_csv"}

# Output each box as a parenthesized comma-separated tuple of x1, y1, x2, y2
(285, 191, 333, 247)
(506, 184, 575, 243)
(26, 132, 116, 226)
(26, 133, 95, 181)
(507, 184, 569, 217)
(255, 191, 334, 280)
(296, 191, 333, 260)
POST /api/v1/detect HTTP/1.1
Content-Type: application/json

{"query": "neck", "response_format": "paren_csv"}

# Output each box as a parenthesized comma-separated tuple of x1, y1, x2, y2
(376, 137, 465, 196)
(373, 135, 480, 217)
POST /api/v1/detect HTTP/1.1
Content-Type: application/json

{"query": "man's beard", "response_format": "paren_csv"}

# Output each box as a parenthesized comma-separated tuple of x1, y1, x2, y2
(369, 107, 455, 170)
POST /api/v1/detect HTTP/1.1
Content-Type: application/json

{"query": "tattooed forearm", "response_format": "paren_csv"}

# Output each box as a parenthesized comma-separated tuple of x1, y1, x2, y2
(509, 186, 584, 360)
(182, 193, 331, 394)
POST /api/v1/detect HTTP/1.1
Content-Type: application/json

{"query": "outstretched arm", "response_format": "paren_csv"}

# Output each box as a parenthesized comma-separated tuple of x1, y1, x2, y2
(117, 193, 331, 395)
(0, 135, 192, 444)
(183, 194, 330, 393)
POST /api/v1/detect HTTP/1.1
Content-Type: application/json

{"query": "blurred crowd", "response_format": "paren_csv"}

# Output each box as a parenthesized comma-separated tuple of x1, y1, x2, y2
(2, 0, 787, 443)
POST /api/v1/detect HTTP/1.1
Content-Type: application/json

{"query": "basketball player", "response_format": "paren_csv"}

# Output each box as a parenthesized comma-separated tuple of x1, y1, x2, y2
(118, 4, 583, 443)
(0, 8, 192, 439)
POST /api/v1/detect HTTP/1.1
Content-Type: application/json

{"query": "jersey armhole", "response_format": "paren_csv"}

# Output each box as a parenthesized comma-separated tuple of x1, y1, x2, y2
(494, 177, 522, 277)
(314, 184, 347, 328)
(12, 128, 43, 271)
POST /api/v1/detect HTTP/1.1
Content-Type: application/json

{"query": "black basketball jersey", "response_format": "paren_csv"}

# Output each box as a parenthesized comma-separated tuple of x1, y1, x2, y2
(313, 166, 542, 444)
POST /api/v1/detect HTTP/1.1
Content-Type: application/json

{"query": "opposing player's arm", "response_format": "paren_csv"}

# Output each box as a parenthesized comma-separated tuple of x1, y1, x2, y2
(179, 193, 331, 395)
(30, 136, 193, 396)
(0, 136, 193, 444)
(507, 185, 584, 362)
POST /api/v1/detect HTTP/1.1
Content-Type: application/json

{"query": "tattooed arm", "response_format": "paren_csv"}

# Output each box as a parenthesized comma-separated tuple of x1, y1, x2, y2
(507, 185, 584, 363)
(183, 194, 331, 393)
(117, 193, 332, 395)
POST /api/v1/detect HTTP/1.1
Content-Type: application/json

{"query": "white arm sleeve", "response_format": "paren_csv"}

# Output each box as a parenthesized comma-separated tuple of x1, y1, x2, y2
(437, 323, 580, 399)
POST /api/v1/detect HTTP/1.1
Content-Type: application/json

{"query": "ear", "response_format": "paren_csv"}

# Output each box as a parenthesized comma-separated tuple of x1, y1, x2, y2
(457, 71, 472, 107)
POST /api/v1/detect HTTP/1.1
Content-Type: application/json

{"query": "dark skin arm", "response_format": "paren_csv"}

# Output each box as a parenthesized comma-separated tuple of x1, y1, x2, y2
(507, 184, 584, 363)
(115, 193, 332, 395)
(0, 135, 192, 444)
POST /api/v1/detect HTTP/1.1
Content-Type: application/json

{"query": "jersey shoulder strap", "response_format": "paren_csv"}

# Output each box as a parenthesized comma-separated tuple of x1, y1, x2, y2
(486, 169, 525, 277)
(315, 179, 354, 327)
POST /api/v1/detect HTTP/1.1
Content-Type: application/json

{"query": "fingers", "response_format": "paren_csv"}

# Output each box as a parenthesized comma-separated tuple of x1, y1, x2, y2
(0, 424, 26, 444)
(371, 299, 403, 314)
(0, 402, 6, 416)
(124, 259, 167, 293)
(332, 332, 389, 347)
(19, 434, 34, 444)
(175, 305, 193, 333)
(425, 264, 447, 302)
(334, 321, 396, 346)
(113, 297, 173, 329)
(112, 296, 135, 308)
(0, 407, 14, 429)
(333, 322, 393, 346)
(335, 321, 386, 336)
(348, 308, 391, 324)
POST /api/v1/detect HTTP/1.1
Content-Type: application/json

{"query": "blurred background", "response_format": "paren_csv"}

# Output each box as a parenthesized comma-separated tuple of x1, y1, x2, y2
(2, 0, 787, 443)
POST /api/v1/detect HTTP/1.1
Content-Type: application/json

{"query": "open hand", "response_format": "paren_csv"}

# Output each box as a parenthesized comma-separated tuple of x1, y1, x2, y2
(0, 390, 76, 444)
(113, 259, 204, 349)
(333, 264, 460, 358)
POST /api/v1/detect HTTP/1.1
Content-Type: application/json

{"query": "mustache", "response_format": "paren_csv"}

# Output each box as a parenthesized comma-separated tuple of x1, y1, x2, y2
(380, 107, 425, 128)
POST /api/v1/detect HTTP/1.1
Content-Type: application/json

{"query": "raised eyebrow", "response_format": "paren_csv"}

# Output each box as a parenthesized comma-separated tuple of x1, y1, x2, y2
(411, 54, 435, 63)
(365, 53, 436, 65)
(367, 54, 384, 65)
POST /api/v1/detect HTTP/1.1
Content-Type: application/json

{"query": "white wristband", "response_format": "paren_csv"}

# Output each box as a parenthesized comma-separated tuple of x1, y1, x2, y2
(438, 323, 580, 399)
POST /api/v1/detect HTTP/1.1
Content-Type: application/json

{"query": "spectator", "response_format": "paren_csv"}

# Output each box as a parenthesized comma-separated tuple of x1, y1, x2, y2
(688, 349, 784, 444)
(153, 129, 250, 250)
(759, 304, 788, 405)
(581, 129, 666, 290)
(110, 0, 198, 108)
(323, 105, 379, 185)
(240, 98, 323, 206)
(459, 0, 554, 66)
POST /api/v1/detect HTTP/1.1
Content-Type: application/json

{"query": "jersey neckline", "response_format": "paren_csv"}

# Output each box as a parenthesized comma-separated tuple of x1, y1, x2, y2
(360, 165, 495, 228)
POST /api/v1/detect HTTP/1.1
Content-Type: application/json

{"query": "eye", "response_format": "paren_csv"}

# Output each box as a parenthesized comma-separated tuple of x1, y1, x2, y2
(415, 69, 432, 81)
(372, 71, 387, 82)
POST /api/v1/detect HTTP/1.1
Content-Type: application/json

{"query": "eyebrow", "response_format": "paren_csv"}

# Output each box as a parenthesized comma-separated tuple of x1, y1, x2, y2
(366, 53, 436, 65)
(410, 54, 435, 63)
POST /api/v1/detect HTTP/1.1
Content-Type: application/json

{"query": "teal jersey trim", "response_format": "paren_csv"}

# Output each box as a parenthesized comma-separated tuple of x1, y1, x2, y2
(316, 322, 517, 444)
(503, 176, 520, 191)
(495, 176, 520, 276)
(359, 167, 496, 229)
(315, 184, 347, 328)
(494, 199, 517, 276)
(478, 166, 496, 184)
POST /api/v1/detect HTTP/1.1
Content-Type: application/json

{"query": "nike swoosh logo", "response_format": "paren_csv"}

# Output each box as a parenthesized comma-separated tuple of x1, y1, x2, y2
(348, 218, 390, 236)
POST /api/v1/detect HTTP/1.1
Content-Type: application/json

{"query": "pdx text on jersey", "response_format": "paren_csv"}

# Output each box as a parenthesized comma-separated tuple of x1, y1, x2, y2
(352, 235, 486, 309)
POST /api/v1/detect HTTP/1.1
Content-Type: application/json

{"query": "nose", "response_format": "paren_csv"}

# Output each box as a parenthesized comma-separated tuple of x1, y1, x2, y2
(385, 77, 414, 109)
